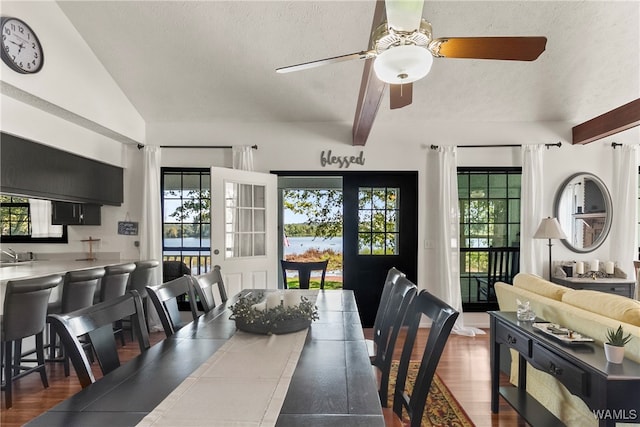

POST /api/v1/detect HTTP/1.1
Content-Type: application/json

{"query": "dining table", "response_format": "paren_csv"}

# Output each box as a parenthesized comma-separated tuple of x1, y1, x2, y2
(25, 289, 385, 427)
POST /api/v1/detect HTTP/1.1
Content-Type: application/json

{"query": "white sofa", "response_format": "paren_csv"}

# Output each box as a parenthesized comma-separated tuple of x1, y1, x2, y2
(495, 273, 640, 427)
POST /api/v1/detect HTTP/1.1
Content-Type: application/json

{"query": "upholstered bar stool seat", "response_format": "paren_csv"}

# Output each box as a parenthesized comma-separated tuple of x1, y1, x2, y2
(98, 263, 136, 345)
(125, 260, 160, 334)
(1, 274, 63, 408)
(47, 267, 105, 376)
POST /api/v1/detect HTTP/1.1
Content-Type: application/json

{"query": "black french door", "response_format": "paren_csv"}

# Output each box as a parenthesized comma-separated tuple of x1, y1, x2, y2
(342, 172, 418, 327)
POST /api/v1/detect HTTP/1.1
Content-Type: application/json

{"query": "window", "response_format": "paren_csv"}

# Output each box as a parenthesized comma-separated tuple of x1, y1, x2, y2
(358, 187, 399, 255)
(224, 182, 266, 258)
(161, 168, 211, 274)
(458, 168, 521, 310)
(0, 196, 67, 243)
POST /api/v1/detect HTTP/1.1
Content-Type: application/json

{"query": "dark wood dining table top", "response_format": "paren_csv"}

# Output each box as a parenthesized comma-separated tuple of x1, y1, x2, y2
(25, 289, 384, 427)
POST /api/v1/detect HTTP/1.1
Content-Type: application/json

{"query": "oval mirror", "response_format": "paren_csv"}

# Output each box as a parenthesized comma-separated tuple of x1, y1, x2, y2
(553, 173, 612, 253)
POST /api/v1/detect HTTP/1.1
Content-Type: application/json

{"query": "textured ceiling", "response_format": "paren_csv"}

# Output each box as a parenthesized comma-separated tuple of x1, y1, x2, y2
(57, 1, 639, 131)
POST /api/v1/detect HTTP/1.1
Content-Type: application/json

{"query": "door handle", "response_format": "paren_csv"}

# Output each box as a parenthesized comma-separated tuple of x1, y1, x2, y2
(214, 249, 220, 255)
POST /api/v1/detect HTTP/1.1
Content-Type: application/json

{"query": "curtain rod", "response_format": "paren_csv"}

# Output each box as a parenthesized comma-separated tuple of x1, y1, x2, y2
(136, 144, 258, 150)
(429, 142, 562, 150)
(611, 142, 622, 149)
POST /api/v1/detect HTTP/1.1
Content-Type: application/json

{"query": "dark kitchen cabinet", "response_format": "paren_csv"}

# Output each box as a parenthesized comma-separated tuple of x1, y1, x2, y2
(52, 202, 101, 226)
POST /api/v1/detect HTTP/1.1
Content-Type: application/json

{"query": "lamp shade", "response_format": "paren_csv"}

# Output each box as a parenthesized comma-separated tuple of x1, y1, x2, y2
(373, 45, 433, 84)
(533, 217, 567, 240)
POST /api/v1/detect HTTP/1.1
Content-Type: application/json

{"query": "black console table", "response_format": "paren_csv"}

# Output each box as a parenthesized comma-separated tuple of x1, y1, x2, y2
(551, 276, 635, 298)
(490, 311, 640, 427)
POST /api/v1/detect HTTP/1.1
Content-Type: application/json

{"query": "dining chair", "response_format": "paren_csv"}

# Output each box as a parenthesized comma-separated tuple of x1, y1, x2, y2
(367, 267, 406, 361)
(146, 275, 199, 337)
(372, 275, 417, 406)
(382, 290, 459, 426)
(98, 263, 137, 345)
(46, 291, 150, 388)
(47, 267, 105, 376)
(280, 259, 328, 289)
(1, 274, 62, 408)
(192, 265, 228, 313)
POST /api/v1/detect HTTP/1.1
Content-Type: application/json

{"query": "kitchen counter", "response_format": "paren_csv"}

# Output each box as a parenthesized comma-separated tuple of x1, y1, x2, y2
(0, 259, 139, 313)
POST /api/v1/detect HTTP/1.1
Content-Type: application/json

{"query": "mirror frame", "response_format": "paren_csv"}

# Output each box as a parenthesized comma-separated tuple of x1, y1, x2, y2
(553, 172, 612, 253)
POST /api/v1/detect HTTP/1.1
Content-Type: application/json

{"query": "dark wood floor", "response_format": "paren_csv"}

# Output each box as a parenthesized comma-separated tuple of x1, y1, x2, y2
(1, 329, 528, 426)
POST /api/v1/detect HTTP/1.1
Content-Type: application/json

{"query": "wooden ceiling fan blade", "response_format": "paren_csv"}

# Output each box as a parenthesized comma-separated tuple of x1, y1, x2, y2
(431, 36, 547, 61)
(276, 51, 372, 73)
(385, 0, 424, 31)
(390, 83, 413, 109)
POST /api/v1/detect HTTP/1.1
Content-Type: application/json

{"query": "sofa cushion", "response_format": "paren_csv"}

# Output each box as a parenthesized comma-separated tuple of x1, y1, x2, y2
(562, 290, 640, 327)
(513, 273, 571, 301)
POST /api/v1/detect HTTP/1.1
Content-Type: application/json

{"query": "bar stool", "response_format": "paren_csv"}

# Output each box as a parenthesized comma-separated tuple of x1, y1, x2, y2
(47, 267, 105, 376)
(126, 260, 160, 333)
(99, 263, 136, 345)
(1, 274, 62, 408)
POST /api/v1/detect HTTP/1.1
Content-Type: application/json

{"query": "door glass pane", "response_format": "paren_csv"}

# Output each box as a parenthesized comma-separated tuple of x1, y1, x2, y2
(224, 182, 267, 258)
(357, 187, 400, 255)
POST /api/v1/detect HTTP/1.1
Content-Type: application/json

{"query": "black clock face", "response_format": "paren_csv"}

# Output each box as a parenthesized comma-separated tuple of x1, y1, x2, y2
(1, 17, 44, 74)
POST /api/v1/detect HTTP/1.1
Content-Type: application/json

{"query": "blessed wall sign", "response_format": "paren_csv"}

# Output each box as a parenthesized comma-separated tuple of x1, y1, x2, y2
(320, 150, 365, 168)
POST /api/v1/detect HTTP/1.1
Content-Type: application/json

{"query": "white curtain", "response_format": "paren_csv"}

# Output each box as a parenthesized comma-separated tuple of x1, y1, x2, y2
(520, 145, 545, 277)
(29, 199, 63, 238)
(433, 146, 484, 336)
(610, 144, 638, 282)
(140, 146, 164, 332)
(232, 145, 254, 171)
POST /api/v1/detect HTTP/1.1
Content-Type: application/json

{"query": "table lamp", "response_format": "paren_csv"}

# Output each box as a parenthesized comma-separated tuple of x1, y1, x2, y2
(533, 217, 567, 280)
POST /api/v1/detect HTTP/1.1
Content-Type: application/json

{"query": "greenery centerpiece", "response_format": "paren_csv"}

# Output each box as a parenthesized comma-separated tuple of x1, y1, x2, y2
(604, 325, 632, 364)
(229, 292, 319, 335)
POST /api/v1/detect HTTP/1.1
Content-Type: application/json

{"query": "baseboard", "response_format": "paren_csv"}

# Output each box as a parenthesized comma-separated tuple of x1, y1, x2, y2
(463, 312, 490, 329)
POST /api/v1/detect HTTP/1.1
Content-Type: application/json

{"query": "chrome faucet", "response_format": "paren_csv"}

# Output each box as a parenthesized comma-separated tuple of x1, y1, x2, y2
(1, 248, 18, 262)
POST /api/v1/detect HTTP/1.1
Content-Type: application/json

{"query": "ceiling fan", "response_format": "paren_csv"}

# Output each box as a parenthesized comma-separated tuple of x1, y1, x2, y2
(276, 0, 547, 145)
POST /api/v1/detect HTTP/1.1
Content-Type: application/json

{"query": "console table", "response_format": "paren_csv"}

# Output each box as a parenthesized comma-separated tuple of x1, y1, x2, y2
(490, 311, 640, 427)
(551, 276, 635, 298)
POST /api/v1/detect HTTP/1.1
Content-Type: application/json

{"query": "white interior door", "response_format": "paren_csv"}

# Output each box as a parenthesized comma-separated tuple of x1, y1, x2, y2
(210, 167, 278, 297)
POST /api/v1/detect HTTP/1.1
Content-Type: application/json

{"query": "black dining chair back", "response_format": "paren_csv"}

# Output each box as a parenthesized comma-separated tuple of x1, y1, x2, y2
(367, 267, 406, 361)
(373, 275, 417, 406)
(146, 275, 198, 337)
(386, 290, 459, 426)
(192, 265, 228, 313)
(281, 259, 328, 289)
(1, 274, 62, 408)
(46, 290, 150, 388)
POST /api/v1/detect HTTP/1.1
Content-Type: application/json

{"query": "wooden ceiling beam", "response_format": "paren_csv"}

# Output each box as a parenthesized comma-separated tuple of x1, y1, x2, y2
(572, 98, 640, 145)
(352, 0, 386, 146)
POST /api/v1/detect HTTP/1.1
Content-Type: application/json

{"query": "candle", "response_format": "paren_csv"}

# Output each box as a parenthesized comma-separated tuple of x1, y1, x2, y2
(575, 261, 585, 275)
(605, 261, 615, 275)
(590, 260, 599, 272)
(283, 291, 300, 308)
(265, 292, 282, 310)
(251, 301, 267, 311)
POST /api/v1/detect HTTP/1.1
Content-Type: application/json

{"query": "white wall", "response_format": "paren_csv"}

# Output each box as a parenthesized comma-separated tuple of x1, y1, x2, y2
(0, 2, 146, 260)
(0, 1, 144, 143)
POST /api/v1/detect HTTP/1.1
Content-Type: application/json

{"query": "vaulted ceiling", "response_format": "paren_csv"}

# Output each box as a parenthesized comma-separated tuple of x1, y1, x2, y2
(57, 1, 639, 145)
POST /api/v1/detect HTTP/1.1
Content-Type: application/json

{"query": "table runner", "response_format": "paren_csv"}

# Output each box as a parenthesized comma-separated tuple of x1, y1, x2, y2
(137, 290, 318, 427)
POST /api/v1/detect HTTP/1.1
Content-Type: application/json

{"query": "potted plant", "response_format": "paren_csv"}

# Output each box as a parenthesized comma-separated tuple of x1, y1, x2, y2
(604, 325, 632, 363)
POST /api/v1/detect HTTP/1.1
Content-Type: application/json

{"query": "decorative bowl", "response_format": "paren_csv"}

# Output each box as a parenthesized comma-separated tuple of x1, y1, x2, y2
(229, 292, 318, 335)
(234, 317, 312, 335)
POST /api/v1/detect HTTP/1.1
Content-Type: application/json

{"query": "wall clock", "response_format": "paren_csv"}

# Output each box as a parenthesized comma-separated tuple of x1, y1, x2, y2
(1, 17, 44, 74)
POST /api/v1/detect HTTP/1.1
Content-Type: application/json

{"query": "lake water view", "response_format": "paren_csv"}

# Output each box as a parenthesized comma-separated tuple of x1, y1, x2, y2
(163, 236, 342, 256)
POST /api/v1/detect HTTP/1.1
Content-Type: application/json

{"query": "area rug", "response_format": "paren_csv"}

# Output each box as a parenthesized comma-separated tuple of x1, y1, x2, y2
(388, 361, 475, 427)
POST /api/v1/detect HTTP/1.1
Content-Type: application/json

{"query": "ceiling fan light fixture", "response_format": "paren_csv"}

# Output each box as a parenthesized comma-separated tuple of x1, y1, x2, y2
(373, 45, 433, 84)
